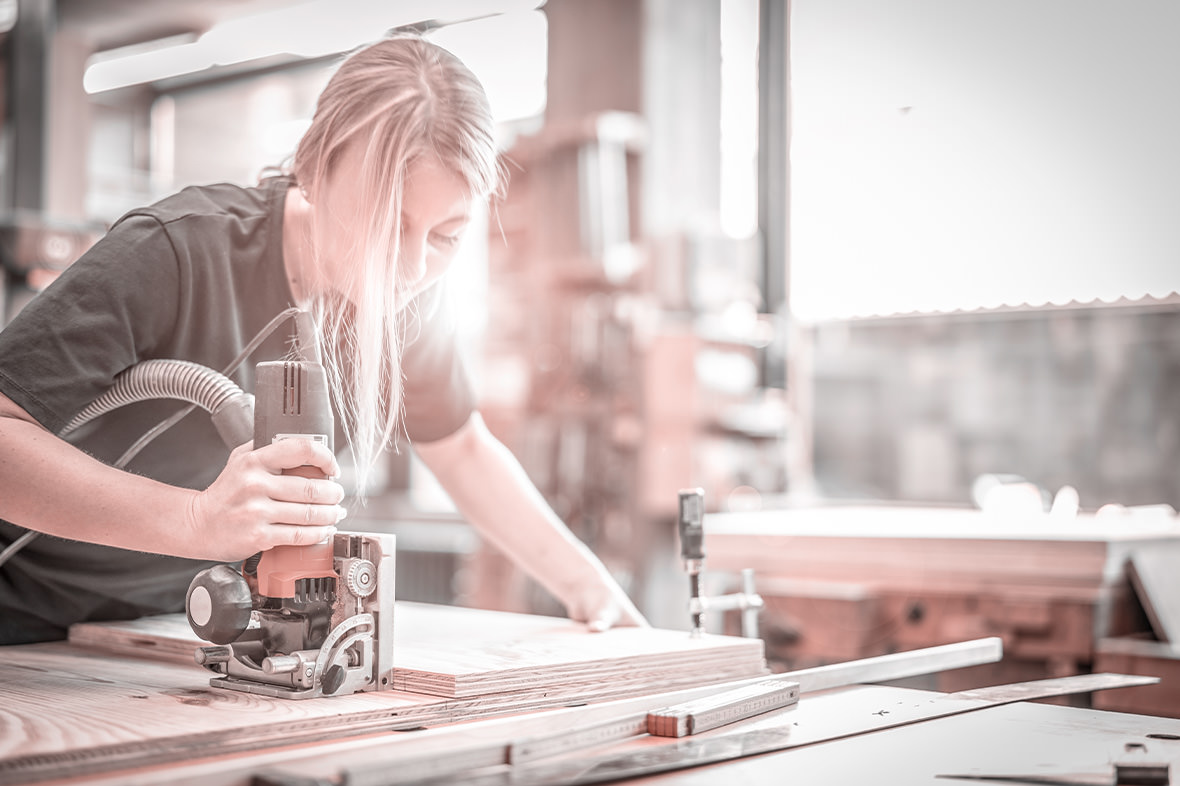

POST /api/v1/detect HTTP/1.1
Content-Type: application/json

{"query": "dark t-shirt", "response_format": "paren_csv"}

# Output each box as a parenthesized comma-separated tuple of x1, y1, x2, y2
(0, 177, 475, 644)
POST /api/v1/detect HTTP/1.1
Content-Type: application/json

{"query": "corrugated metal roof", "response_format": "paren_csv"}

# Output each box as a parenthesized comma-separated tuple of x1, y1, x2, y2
(809, 291, 1180, 322)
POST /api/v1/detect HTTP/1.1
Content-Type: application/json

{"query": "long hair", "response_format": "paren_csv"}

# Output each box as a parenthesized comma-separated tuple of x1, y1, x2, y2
(290, 35, 504, 495)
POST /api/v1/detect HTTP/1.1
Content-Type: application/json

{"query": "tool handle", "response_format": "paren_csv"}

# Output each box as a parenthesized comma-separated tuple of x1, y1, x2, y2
(678, 488, 706, 564)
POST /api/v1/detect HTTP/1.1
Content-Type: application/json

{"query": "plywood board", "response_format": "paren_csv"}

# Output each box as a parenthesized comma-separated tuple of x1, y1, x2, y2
(388, 603, 766, 698)
(68, 602, 768, 699)
(0, 603, 767, 783)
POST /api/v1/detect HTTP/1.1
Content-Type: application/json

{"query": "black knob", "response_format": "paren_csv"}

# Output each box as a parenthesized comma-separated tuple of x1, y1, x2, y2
(186, 565, 253, 644)
(321, 664, 346, 696)
(195, 645, 232, 666)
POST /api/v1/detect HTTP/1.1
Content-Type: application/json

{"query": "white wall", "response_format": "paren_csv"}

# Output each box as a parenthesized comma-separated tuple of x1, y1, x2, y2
(790, 0, 1180, 320)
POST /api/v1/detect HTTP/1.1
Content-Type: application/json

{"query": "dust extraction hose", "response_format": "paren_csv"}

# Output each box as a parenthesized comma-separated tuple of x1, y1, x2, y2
(58, 359, 254, 449)
(0, 308, 304, 569)
(0, 360, 254, 570)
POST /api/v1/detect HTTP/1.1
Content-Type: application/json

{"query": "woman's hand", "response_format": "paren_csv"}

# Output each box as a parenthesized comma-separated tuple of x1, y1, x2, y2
(558, 561, 650, 632)
(184, 439, 346, 561)
(414, 413, 652, 634)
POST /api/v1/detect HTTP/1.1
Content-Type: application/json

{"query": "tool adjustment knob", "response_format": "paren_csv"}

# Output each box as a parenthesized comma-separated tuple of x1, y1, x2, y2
(344, 559, 377, 598)
(262, 655, 301, 675)
(186, 564, 253, 644)
(195, 645, 232, 666)
(322, 664, 346, 695)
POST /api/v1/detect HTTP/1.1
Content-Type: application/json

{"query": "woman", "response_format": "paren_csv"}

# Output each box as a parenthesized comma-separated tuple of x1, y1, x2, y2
(0, 35, 646, 645)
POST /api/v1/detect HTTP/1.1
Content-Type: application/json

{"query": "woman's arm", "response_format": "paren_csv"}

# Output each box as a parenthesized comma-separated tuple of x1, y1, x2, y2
(413, 411, 648, 631)
(0, 392, 344, 561)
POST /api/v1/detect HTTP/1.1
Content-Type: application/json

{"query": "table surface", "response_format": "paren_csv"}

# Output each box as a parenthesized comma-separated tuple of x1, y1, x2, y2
(640, 696, 1180, 785)
(4, 601, 1178, 786)
(12, 674, 1176, 786)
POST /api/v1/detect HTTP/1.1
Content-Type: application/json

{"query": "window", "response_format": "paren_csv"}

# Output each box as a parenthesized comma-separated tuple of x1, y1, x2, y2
(789, 0, 1180, 321)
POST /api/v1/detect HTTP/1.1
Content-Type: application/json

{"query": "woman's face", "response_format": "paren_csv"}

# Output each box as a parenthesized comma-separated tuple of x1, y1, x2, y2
(316, 145, 475, 311)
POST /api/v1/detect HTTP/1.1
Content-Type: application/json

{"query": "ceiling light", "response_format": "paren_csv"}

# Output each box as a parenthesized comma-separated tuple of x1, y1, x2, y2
(83, 0, 546, 94)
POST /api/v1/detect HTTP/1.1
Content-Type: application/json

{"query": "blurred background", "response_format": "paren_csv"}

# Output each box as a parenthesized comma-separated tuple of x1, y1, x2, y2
(2, 0, 1178, 715)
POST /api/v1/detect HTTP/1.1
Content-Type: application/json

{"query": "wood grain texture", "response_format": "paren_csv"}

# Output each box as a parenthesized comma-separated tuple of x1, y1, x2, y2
(21, 684, 1177, 786)
(1, 602, 767, 783)
(68, 602, 767, 698)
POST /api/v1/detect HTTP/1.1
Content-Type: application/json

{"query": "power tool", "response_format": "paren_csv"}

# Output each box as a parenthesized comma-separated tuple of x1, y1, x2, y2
(0, 308, 396, 699)
(183, 321, 396, 699)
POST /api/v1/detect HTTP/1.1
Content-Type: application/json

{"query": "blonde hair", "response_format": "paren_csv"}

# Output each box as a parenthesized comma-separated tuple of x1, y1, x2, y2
(290, 35, 504, 495)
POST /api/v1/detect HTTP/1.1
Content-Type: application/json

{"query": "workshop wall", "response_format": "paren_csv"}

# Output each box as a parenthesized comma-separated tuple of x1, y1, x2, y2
(808, 304, 1180, 510)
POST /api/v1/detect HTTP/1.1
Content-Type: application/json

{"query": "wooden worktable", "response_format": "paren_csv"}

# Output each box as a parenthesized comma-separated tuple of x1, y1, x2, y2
(705, 505, 1180, 598)
(6, 666, 1178, 786)
(1, 601, 1177, 785)
(0, 603, 770, 785)
(702, 505, 1180, 699)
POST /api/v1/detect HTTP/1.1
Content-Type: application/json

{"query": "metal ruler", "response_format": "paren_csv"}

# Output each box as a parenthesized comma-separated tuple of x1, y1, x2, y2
(325, 672, 1156, 786)
(243, 637, 1009, 785)
(511, 674, 1162, 786)
(505, 636, 1001, 764)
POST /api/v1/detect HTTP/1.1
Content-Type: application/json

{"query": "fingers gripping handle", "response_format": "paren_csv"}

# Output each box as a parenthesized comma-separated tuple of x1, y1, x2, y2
(253, 359, 335, 599)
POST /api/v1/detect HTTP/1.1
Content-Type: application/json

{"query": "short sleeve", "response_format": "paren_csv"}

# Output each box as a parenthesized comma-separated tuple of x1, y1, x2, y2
(0, 215, 180, 434)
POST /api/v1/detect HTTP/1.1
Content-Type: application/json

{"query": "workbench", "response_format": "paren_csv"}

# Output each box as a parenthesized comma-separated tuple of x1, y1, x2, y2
(2, 604, 1177, 785)
(703, 504, 1180, 712)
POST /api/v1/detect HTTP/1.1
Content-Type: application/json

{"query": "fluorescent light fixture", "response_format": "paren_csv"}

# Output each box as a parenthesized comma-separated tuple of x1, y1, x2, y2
(84, 0, 546, 94)
(84, 36, 209, 93)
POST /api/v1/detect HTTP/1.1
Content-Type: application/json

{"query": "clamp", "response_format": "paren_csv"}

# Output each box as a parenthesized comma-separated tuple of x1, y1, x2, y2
(677, 488, 763, 638)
